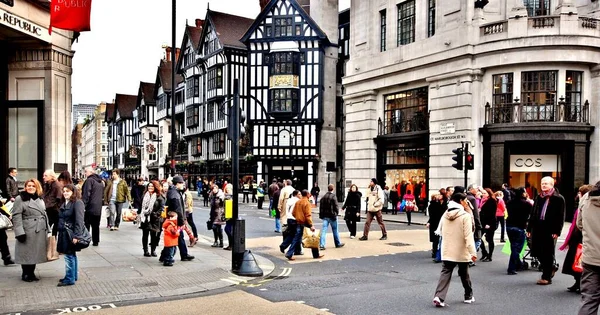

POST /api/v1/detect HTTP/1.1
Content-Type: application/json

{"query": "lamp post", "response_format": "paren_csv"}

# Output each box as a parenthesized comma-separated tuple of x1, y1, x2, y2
(289, 132, 295, 178)
(169, 0, 177, 177)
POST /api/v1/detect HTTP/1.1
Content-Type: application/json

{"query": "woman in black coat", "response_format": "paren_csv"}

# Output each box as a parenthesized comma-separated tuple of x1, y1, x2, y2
(342, 184, 362, 239)
(57, 184, 86, 286)
(479, 188, 498, 262)
(427, 194, 444, 259)
(390, 187, 399, 215)
(139, 180, 164, 257)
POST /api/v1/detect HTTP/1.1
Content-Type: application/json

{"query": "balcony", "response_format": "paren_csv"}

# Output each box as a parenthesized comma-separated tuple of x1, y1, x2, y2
(484, 99, 590, 125)
(377, 111, 428, 136)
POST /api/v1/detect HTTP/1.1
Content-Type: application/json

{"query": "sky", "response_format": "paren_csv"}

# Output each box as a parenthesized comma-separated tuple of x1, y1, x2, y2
(71, 0, 350, 105)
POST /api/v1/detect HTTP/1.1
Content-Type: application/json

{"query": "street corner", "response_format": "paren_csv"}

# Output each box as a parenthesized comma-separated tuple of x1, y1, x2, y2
(245, 230, 432, 265)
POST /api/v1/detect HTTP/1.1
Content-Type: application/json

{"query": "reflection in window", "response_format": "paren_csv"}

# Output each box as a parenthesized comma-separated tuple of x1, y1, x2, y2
(492, 73, 514, 105)
(383, 87, 428, 134)
(385, 148, 427, 165)
(521, 71, 557, 121)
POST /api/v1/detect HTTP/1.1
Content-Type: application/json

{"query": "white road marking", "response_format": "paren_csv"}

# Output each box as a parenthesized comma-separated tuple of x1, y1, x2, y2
(296, 301, 306, 304)
(259, 288, 268, 291)
(320, 308, 330, 312)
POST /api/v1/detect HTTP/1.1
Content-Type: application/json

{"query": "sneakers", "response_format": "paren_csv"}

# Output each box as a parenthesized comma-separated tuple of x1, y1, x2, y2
(379, 235, 387, 241)
(464, 296, 475, 304)
(350, 236, 355, 239)
(433, 297, 446, 307)
(335, 243, 345, 248)
(359, 236, 368, 241)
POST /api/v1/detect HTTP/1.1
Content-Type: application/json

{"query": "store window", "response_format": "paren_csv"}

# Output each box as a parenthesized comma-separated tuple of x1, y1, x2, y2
(565, 71, 583, 122)
(521, 71, 557, 122)
(383, 87, 428, 134)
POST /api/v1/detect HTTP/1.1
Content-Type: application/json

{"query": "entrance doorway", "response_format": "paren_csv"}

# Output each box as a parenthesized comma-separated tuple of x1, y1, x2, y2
(509, 154, 561, 198)
(269, 165, 308, 191)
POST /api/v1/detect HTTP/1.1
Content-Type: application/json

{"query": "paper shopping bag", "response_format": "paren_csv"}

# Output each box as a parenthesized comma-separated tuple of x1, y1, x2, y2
(47, 235, 59, 261)
(302, 227, 321, 249)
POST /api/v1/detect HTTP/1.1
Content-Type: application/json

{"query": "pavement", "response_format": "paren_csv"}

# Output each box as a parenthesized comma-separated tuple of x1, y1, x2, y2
(0, 218, 275, 314)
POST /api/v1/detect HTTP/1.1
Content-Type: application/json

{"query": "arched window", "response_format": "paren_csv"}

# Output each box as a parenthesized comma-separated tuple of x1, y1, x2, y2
(278, 130, 291, 146)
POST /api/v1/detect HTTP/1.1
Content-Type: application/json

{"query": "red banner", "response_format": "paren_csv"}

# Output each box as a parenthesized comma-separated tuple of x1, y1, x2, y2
(49, 0, 92, 34)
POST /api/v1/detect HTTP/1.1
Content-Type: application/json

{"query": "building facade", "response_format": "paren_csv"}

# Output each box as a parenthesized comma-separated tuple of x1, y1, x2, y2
(135, 82, 158, 180)
(72, 103, 97, 129)
(112, 94, 137, 179)
(0, 0, 77, 184)
(343, 0, 600, 215)
(80, 103, 108, 176)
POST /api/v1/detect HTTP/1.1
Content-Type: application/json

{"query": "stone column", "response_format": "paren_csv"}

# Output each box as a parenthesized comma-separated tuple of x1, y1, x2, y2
(555, 0, 577, 15)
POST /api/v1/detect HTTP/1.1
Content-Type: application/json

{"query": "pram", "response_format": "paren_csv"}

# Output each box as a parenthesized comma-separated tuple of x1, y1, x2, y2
(521, 236, 559, 272)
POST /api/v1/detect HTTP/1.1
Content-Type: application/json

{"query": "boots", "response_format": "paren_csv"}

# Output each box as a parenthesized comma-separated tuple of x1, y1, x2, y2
(3, 256, 15, 266)
(150, 246, 157, 257)
(143, 248, 151, 257)
(211, 227, 220, 247)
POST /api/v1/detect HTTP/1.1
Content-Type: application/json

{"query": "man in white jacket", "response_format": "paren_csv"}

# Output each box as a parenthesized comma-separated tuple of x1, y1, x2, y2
(279, 190, 302, 255)
(359, 178, 387, 241)
(433, 192, 478, 307)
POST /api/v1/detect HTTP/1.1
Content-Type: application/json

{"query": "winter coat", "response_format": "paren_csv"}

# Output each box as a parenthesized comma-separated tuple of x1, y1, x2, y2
(427, 200, 445, 242)
(209, 190, 225, 226)
(140, 194, 164, 233)
(81, 174, 105, 216)
(480, 198, 498, 230)
(343, 191, 362, 222)
(293, 197, 313, 227)
(367, 185, 384, 212)
(162, 219, 180, 247)
(286, 196, 300, 220)
(5, 175, 18, 198)
(528, 189, 566, 258)
(389, 190, 399, 206)
(166, 186, 185, 227)
(577, 193, 600, 267)
(319, 192, 339, 220)
(42, 180, 63, 214)
(278, 186, 295, 222)
(506, 197, 532, 230)
(466, 192, 482, 240)
(131, 184, 146, 210)
(268, 183, 279, 198)
(440, 201, 477, 263)
(103, 179, 131, 204)
(310, 186, 320, 199)
(184, 190, 193, 213)
(57, 200, 85, 255)
(11, 192, 50, 265)
(496, 198, 507, 217)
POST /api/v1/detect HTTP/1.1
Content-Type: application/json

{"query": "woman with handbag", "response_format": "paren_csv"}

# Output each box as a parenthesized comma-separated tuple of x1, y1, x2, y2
(56, 184, 86, 286)
(11, 179, 49, 282)
(403, 190, 416, 226)
(209, 185, 225, 248)
(139, 181, 164, 257)
(0, 200, 14, 265)
(342, 184, 362, 239)
(223, 184, 234, 250)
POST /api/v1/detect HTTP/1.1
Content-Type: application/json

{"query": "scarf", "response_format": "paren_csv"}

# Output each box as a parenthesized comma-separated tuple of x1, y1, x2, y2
(560, 208, 579, 251)
(539, 188, 555, 220)
(141, 192, 157, 216)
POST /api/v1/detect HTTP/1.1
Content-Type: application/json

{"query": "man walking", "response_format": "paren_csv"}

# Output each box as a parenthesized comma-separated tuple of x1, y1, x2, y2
(277, 179, 295, 230)
(467, 184, 483, 255)
(81, 167, 104, 246)
(166, 176, 195, 261)
(319, 184, 344, 250)
(103, 169, 132, 231)
(42, 169, 63, 236)
(359, 178, 387, 241)
(5, 167, 18, 201)
(268, 179, 279, 211)
(433, 192, 477, 307)
(577, 182, 600, 314)
(286, 190, 323, 261)
(527, 176, 565, 285)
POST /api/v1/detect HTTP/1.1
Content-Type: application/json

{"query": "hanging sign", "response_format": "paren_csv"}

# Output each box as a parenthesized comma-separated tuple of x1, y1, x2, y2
(269, 75, 299, 89)
(509, 155, 561, 172)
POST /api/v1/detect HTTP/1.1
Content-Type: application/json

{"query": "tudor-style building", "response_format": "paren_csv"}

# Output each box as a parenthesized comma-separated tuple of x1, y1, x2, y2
(134, 81, 158, 179)
(105, 103, 116, 170)
(112, 94, 138, 178)
(242, 0, 341, 190)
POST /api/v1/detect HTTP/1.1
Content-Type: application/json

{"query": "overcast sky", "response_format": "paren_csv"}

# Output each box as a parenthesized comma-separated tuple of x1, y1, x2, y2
(71, 0, 350, 105)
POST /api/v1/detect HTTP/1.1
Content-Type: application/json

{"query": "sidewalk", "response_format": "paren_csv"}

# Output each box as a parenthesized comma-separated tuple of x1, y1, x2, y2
(0, 220, 275, 314)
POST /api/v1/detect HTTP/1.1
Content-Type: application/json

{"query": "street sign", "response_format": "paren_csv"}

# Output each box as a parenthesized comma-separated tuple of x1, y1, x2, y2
(440, 123, 455, 135)
(0, 0, 14, 7)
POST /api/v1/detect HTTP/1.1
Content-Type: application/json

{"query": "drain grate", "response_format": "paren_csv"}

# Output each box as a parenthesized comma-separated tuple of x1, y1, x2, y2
(387, 242, 411, 247)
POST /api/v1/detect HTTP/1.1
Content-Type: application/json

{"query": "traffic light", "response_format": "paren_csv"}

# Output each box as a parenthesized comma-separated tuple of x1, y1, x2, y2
(466, 153, 474, 170)
(239, 108, 246, 137)
(452, 147, 464, 170)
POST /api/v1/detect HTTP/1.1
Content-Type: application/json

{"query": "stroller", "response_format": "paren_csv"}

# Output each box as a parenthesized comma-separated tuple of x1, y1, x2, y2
(521, 236, 559, 272)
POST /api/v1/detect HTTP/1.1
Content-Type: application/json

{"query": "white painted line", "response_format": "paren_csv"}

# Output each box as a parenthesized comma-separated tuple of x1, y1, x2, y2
(258, 217, 273, 221)
(355, 256, 361, 259)
(259, 288, 268, 291)
(229, 277, 248, 283)
(320, 308, 330, 312)
(374, 255, 379, 257)
(297, 301, 306, 304)
(336, 258, 342, 261)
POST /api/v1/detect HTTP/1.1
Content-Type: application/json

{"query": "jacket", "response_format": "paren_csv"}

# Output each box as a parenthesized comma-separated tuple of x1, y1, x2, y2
(42, 180, 63, 213)
(166, 186, 185, 227)
(466, 192, 482, 240)
(81, 174, 105, 216)
(310, 186, 320, 198)
(268, 183, 279, 198)
(11, 192, 50, 265)
(319, 192, 339, 220)
(278, 186, 295, 221)
(131, 184, 146, 210)
(527, 188, 566, 257)
(440, 201, 477, 262)
(496, 198, 507, 217)
(292, 197, 313, 227)
(286, 196, 300, 220)
(57, 200, 86, 254)
(577, 193, 600, 266)
(343, 191, 362, 222)
(506, 197, 532, 230)
(480, 198, 498, 230)
(5, 175, 18, 198)
(103, 179, 131, 204)
(209, 190, 225, 225)
(367, 185, 384, 212)
(162, 218, 180, 247)
(140, 194, 164, 233)
(184, 190, 193, 213)
(427, 200, 445, 242)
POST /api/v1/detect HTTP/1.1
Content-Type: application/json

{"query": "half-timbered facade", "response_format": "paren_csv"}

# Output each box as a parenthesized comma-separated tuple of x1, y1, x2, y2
(242, 0, 340, 190)
(135, 82, 158, 179)
(112, 94, 138, 177)
(105, 103, 116, 170)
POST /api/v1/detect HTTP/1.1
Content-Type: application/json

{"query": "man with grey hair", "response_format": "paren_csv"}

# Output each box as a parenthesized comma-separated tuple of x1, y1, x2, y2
(42, 169, 63, 236)
(82, 166, 105, 246)
(527, 176, 565, 285)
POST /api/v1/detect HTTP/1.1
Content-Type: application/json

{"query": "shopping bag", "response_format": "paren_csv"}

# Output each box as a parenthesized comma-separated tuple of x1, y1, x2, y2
(0, 214, 12, 230)
(3, 201, 14, 215)
(573, 244, 583, 273)
(161, 206, 168, 219)
(101, 205, 109, 218)
(121, 208, 137, 222)
(501, 237, 527, 259)
(302, 227, 320, 249)
(47, 235, 59, 261)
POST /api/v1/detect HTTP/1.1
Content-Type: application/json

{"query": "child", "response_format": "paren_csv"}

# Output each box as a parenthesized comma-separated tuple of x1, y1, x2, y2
(161, 211, 180, 267)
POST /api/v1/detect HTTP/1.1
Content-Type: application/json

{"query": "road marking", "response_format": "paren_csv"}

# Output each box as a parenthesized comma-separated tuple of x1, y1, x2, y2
(259, 288, 268, 291)
(222, 278, 241, 285)
(258, 217, 273, 221)
(320, 308, 330, 312)
(297, 301, 306, 304)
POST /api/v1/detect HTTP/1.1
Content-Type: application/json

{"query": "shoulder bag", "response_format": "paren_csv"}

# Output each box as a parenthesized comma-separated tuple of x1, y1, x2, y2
(65, 223, 92, 250)
(0, 214, 12, 230)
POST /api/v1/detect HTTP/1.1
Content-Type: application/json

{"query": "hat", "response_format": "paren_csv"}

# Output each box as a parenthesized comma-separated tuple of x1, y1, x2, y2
(172, 176, 184, 184)
(371, 178, 378, 185)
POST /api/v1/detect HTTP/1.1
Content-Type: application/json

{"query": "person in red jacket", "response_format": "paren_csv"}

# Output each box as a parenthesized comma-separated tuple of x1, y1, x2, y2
(161, 211, 180, 266)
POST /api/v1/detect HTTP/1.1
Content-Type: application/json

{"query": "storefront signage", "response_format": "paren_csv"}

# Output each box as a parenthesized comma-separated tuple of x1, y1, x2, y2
(269, 75, 299, 89)
(509, 155, 560, 172)
(429, 133, 467, 143)
(440, 123, 455, 135)
(0, 8, 51, 42)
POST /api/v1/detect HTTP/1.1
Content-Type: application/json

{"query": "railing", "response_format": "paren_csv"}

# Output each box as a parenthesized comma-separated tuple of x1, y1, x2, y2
(482, 21, 507, 35)
(580, 17, 599, 29)
(378, 111, 428, 136)
(530, 16, 557, 28)
(485, 99, 590, 124)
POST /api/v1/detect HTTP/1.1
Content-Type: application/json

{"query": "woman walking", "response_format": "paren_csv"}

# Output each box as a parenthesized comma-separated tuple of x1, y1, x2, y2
(184, 186, 198, 247)
(56, 184, 85, 286)
(495, 191, 507, 242)
(403, 190, 416, 225)
(223, 184, 234, 250)
(479, 188, 498, 262)
(209, 185, 225, 248)
(506, 187, 533, 275)
(390, 186, 399, 215)
(11, 179, 49, 282)
(140, 181, 164, 257)
(342, 184, 362, 239)
(427, 194, 445, 260)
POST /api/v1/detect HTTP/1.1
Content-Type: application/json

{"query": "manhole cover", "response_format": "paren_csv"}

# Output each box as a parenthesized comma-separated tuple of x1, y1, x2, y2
(387, 242, 411, 247)
(133, 281, 159, 288)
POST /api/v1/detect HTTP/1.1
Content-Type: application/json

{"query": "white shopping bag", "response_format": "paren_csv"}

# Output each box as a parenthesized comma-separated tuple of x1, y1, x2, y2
(101, 205, 109, 218)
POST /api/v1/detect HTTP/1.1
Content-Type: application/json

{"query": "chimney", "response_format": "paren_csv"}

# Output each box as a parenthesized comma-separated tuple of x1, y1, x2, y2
(260, 0, 270, 11)
(163, 46, 182, 62)
(195, 19, 204, 28)
(298, 0, 310, 14)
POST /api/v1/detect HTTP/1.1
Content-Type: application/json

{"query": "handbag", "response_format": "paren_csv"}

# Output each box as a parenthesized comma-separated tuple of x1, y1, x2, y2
(206, 220, 212, 230)
(46, 235, 59, 261)
(65, 224, 92, 250)
(0, 214, 13, 230)
(573, 244, 583, 273)
(122, 208, 138, 222)
(101, 205, 109, 218)
(302, 227, 320, 249)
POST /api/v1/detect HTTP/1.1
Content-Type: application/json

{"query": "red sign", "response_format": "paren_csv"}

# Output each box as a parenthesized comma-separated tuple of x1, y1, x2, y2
(50, 0, 92, 34)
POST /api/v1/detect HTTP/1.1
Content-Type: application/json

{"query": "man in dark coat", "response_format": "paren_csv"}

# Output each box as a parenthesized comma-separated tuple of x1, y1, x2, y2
(165, 176, 194, 261)
(81, 167, 105, 246)
(5, 167, 18, 201)
(131, 178, 146, 213)
(527, 176, 565, 285)
(42, 169, 63, 236)
(427, 194, 445, 260)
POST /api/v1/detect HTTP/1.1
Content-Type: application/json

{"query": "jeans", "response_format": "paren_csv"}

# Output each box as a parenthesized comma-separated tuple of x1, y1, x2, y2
(108, 201, 123, 228)
(281, 219, 302, 253)
(506, 226, 525, 272)
(320, 218, 342, 248)
(434, 261, 473, 301)
(275, 218, 281, 232)
(496, 216, 506, 241)
(225, 220, 233, 246)
(63, 253, 78, 284)
(186, 213, 198, 238)
(435, 237, 442, 262)
(287, 225, 320, 258)
(579, 262, 600, 315)
(363, 211, 387, 237)
(84, 212, 101, 245)
(163, 246, 177, 264)
(197, 188, 201, 197)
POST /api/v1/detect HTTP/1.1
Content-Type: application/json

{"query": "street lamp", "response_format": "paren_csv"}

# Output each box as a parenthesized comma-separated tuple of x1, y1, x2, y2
(289, 132, 295, 178)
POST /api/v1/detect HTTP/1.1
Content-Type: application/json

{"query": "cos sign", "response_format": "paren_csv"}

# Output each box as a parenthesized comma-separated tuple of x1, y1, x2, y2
(509, 155, 561, 173)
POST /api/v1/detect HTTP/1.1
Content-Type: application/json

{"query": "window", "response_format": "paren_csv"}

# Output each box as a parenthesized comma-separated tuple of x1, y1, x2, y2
(525, 0, 550, 16)
(213, 133, 226, 153)
(271, 52, 299, 75)
(101, 158, 106, 166)
(274, 17, 293, 37)
(186, 77, 199, 98)
(428, 0, 436, 37)
(397, 0, 416, 46)
(383, 87, 428, 134)
(176, 90, 184, 106)
(191, 137, 202, 156)
(101, 145, 106, 152)
(183, 47, 195, 67)
(218, 103, 225, 121)
(157, 95, 167, 112)
(207, 103, 215, 123)
(208, 67, 223, 90)
(269, 89, 299, 113)
(186, 106, 199, 127)
(101, 132, 107, 140)
(380, 10, 387, 52)
(566, 71, 583, 122)
(138, 106, 146, 122)
(385, 147, 427, 165)
(521, 71, 557, 121)
(492, 74, 514, 105)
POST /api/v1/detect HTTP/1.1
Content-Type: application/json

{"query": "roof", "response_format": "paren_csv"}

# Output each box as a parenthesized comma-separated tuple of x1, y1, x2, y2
(104, 103, 115, 122)
(187, 25, 203, 51)
(208, 10, 254, 50)
(138, 82, 156, 107)
(114, 94, 137, 119)
(157, 60, 184, 93)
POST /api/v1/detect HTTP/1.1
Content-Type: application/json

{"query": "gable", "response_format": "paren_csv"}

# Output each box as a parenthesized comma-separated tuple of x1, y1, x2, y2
(199, 20, 222, 57)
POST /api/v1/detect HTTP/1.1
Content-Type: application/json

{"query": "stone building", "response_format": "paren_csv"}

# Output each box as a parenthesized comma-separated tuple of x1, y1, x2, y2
(80, 103, 108, 175)
(343, 0, 600, 215)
